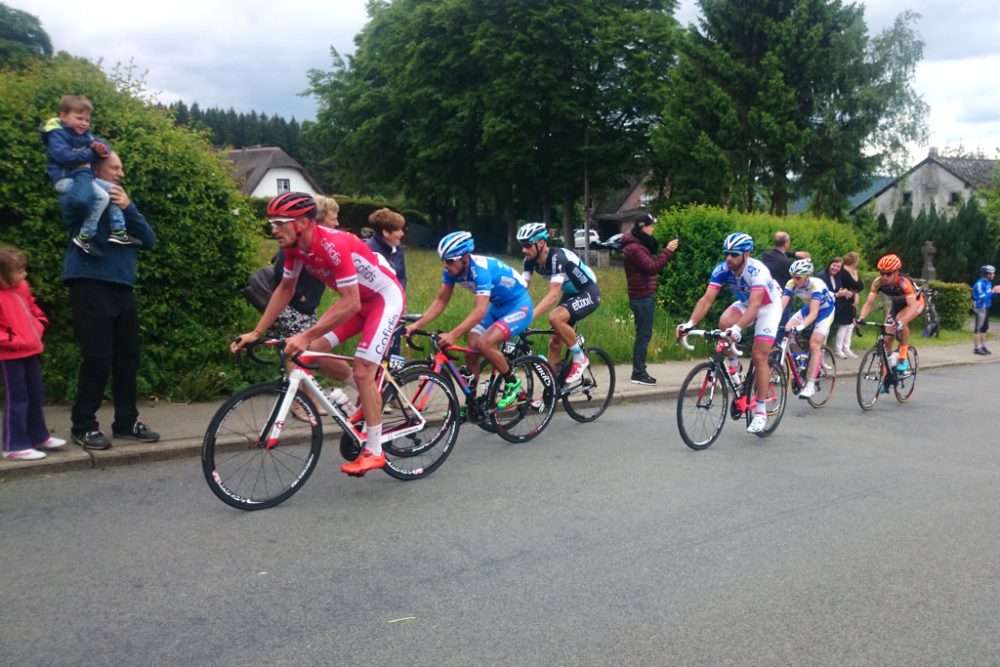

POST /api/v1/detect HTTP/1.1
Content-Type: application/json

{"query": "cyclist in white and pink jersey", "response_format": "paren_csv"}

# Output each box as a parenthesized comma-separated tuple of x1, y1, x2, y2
(676, 232, 782, 435)
(232, 192, 405, 476)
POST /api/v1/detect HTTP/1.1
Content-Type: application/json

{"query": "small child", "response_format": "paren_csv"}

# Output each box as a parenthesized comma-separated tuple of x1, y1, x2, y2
(40, 94, 139, 258)
(0, 247, 66, 460)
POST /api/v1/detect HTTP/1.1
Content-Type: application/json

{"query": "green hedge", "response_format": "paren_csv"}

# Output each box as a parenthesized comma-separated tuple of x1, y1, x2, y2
(926, 281, 971, 330)
(653, 205, 864, 319)
(0, 55, 262, 402)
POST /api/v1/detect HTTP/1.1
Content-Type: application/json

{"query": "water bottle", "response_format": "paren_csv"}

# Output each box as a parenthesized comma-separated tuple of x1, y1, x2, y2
(792, 351, 807, 373)
(888, 351, 900, 367)
(728, 362, 742, 386)
(327, 387, 357, 417)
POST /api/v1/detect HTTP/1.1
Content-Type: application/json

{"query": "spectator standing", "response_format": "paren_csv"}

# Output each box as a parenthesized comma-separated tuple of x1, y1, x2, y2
(972, 264, 1000, 355)
(60, 152, 159, 450)
(827, 251, 864, 358)
(315, 195, 340, 228)
(622, 214, 678, 385)
(0, 247, 67, 460)
(761, 231, 810, 326)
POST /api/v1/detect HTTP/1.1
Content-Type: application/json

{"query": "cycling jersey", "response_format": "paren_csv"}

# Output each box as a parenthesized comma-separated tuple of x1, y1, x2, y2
(522, 247, 597, 295)
(708, 257, 782, 306)
(443, 255, 529, 308)
(783, 277, 835, 311)
(973, 277, 994, 310)
(284, 227, 405, 363)
(873, 273, 923, 307)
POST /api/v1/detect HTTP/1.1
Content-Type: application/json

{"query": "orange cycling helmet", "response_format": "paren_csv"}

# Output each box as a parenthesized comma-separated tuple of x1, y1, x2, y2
(876, 254, 902, 272)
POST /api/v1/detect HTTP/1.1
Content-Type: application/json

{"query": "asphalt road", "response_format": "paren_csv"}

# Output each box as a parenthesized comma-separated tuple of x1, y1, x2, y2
(2, 364, 999, 666)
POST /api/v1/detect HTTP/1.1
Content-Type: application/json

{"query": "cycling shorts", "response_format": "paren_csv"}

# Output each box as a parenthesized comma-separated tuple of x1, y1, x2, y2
(726, 298, 782, 342)
(320, 289, 405, 364)
(788, 304, 835, 337)
(888, 297, 925, 321)
(471, 292, 533, 341)
(558, 284, 601, 324)
(974, 306, 990, 334)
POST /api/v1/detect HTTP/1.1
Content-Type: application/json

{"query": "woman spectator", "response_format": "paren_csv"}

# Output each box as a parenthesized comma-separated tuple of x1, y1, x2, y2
(366, 208, 407, 357)
(820, 252, 863, 358)
(622, 214, 678, 385)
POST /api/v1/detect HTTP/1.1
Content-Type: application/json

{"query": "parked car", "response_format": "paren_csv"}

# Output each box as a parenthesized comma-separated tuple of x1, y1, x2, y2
(574, 228, 601, 249)
(598, 233, 623, 252)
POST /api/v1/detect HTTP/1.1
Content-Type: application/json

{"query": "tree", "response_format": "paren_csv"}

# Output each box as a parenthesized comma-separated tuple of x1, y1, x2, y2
(303, 0, 679, 247)
(651, 0, 927, 218)
(0, 2, 53, 63)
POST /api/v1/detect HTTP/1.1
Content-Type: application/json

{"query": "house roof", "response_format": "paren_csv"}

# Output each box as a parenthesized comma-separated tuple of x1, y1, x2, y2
(850, 151, 998, 213)
(226, 146, 323, 196)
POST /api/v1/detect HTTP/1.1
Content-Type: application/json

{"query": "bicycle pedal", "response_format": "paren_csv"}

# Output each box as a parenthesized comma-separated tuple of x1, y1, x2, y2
(345, 471, 367, 478)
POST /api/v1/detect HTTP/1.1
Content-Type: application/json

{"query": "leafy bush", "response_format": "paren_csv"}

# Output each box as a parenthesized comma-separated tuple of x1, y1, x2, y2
(653, 205, 864, 319)
(0, 55, 261, 401)
(926, 280, 971, 331)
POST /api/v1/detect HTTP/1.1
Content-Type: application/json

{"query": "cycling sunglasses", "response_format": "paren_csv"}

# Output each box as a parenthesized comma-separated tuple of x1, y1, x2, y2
(879, 270, 897, 277)
(724, 251, 742, 258)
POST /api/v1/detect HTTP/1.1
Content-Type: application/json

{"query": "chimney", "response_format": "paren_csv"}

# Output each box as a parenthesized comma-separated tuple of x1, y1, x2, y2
(928, 147, 939, 158)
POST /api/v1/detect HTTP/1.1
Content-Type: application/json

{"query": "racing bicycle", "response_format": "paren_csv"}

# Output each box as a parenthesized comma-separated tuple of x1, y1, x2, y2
(202, 339, 459, 510)
(677, 330, 787, 449)
(855, 321, 919, 410)
(770, 329, 837, 408)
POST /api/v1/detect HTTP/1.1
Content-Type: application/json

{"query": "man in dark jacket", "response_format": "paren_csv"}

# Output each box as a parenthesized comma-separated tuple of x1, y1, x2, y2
(761, 231, 810, 325)
(622, 214, 679, 385)
(61, 152, 159, 450)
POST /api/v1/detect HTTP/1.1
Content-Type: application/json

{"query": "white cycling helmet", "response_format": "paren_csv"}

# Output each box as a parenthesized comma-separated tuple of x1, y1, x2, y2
(516, 222, 548, 243)
(722, 232, 754, 254)
(789, 258, 814, 276)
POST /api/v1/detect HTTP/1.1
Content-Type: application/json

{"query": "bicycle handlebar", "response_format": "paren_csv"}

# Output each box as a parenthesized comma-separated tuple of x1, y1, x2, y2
(234, 338, 322, 370)
(679, 329, 743, 356)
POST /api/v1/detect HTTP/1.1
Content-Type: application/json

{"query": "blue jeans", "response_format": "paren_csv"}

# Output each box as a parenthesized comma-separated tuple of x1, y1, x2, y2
(629, 296, 654, 376)
(56, 174, 126, 237)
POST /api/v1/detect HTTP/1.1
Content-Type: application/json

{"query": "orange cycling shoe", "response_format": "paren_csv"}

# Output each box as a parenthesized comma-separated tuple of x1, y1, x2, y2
(340, 449, 386, 476)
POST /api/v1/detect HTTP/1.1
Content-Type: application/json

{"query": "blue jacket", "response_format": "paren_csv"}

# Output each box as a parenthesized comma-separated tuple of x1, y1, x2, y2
(40, 118, 111, 183)
(60, 170, 156, 287)
(366, 235, 407, 288)
(973, 277, 994, 310)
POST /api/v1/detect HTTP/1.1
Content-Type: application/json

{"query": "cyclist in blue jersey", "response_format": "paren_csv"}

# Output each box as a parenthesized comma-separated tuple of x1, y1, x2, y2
(972, 264, 1000, 355)
(780, 258, 835, 399)
(405, 232, 533, 408)
(517, 222, 600, 385)
(676, 232, 783, 434)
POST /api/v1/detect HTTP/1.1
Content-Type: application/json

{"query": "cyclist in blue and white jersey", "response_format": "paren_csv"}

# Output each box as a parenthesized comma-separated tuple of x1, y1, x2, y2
(972, 264, 1000, 355)
(405, 231, 532, 408)
(517, 222, 600, 385)
(780, 258, 835, 399)
(676, 232, 783, 434)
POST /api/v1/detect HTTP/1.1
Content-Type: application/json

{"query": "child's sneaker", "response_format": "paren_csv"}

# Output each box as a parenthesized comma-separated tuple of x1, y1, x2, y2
(108, 230, 143, 247)
(73, 233, 104, 258)
(3, 448, 46, 461)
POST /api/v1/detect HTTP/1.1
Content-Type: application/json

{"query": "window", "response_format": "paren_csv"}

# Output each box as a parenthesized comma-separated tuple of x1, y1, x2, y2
(949, 191, 962, 206)
(276, 178, 290, 194)
(901, 191, 912, 206)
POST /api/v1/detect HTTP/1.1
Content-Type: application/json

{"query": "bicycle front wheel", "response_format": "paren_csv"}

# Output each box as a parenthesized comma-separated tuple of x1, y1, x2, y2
(807, 346, 837, 408)
(202, 381, 322, 511)
(743, 359, 787, 437)
(856, 347, 884, 411)
(488, 355, 557, 443)
(894, 346, 919, 403)
(677, 362, 729, 450)
(379, 367, 460, 480)
(562, 346, 615, 422)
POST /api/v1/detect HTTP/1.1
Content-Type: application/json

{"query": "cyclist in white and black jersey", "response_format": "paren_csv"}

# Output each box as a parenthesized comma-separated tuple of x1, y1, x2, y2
(517, 223, 600, 385)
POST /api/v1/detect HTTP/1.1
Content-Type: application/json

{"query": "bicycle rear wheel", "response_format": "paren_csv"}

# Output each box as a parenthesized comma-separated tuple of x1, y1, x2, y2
(487, 355, 557, 443)
(202, 381, 322, 511)
(676, 362, 728, 450)
(856, 347, 884, 410)
(807, 346, 837, 408)
(562, 346, 615, 422)
(894, 346, 919, 403)
(743, 359, 787, 437)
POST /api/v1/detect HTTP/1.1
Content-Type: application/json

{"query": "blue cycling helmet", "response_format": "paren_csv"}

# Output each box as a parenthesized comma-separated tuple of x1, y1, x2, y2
(438, 231, 475, 260)
(516, 222, 548, 243)
(722, 232, 754, 254)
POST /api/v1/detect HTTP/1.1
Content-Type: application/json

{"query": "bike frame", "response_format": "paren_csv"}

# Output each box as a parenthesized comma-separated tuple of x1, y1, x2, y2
(680, 330, 750, 409)
(773, 330, 813, 392)
(264, 345, 427, 449)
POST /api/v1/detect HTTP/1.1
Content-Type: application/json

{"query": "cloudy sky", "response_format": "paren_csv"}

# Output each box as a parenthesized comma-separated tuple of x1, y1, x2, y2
(17, 0, 1000, 162)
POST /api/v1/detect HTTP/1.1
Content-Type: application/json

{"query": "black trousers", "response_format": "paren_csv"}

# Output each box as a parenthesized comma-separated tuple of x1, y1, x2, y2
(67, 280, 140, 435)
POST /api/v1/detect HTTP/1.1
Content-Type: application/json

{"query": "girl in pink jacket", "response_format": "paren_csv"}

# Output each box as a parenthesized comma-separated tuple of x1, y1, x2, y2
(1, 247, 65, 460)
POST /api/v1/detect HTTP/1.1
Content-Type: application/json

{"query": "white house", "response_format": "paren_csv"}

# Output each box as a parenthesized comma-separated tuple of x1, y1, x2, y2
(226, 146, 323, 198)
(850, 148, 997, 226)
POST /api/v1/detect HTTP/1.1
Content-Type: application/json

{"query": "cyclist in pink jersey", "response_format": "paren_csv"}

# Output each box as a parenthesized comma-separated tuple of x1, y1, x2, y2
(232, 192, 405, 476)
